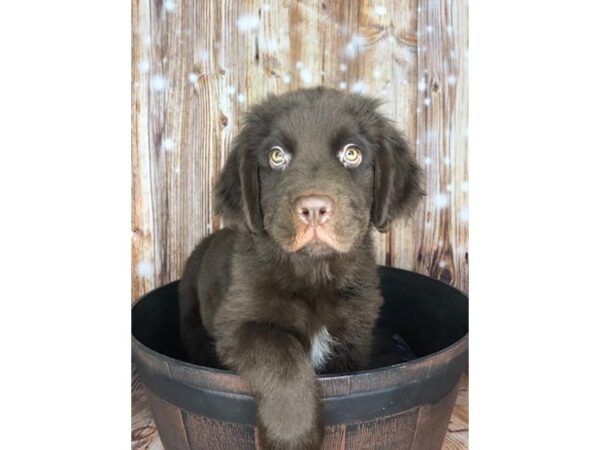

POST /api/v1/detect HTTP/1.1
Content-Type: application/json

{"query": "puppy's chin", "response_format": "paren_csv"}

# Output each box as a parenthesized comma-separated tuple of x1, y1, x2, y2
(298, 242, 337, 258)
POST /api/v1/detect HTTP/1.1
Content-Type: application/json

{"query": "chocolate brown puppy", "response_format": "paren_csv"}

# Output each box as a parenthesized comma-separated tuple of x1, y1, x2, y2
(179, 87, 423, 449)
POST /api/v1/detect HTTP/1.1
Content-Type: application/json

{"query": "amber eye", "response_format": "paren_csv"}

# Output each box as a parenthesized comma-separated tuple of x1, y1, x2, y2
(269, 146, 289, 169)
(339, 144, 362, 168)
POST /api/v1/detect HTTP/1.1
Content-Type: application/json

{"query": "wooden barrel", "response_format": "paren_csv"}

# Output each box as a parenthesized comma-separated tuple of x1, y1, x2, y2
(132, 266, 468, 450)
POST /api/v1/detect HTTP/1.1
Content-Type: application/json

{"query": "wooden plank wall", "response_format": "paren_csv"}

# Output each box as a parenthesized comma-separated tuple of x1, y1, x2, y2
(132, 0, 468, 301)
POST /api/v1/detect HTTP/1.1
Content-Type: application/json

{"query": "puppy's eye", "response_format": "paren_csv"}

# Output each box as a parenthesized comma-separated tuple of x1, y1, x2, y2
(338, 144, 362, 168)
(269, 146, 289, 170)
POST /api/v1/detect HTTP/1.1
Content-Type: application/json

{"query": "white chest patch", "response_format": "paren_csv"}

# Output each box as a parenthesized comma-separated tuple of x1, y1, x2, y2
(309, 327, 334, 370)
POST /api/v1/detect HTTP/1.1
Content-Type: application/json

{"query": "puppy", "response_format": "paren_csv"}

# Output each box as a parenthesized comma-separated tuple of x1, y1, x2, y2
(179, 87, 423, 449)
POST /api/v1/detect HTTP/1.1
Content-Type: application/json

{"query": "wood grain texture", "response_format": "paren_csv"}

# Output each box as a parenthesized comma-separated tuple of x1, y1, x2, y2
(132, 369, 468, 449)
(132, 0, 469, 301)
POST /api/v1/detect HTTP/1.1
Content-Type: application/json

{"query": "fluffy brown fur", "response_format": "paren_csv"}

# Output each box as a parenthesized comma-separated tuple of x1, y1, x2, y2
(179, 87, 423, 449)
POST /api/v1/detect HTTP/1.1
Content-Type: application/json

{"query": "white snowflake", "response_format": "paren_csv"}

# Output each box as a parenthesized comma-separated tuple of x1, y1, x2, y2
(262, 3, 271, 11)
(439, 261, 448, 268)
(150, 74, 168, 91)
(424, 157, 432, 165)
(424, 97, 431, 106)
(226, 85, 236, 95)
(138, 60, 150, 73)
(459, 207, 469, 222)
(265, 37, 279, 52)
(188, 72, 199, 83)
(447, 74, 457, 85)
(460, 181, 469, 192)
(300, 67, 313, 84)
(418, 78, 427, 91)
(444, 156, 451, 165)
(237, 93, 246, 103)
(164, 0, 176, 11)
(372, 68, 382, 79)
(296, 61, 304, 69)
(282, 73, 291, 84)
(435, 193, 449, 208)
(350, 80, 367, 93)
(345, 34, 366, 59)
(447, 184, 454, 192)
(237, 15, 260, 32)
(374, 5, 387, 16)
(339, 63, 348, 72)
(198, 49, 209, 61)
(339, 81, 347, 89)
(136, 261, 154, 279)
(162, 137, 176, 151)
(426, 25, 433, 33)
(446, 25, 454, 34)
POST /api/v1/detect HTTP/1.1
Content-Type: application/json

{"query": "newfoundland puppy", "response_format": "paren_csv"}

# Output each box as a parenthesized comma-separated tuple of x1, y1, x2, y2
(179, 87, 423, 449)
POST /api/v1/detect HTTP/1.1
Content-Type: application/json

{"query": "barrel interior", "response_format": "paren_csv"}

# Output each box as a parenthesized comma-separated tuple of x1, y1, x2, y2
(132, 267, 468, 372)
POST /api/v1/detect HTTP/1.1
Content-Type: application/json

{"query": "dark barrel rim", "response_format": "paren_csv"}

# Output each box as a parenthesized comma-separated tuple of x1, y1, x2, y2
(131, 266, 468, 379)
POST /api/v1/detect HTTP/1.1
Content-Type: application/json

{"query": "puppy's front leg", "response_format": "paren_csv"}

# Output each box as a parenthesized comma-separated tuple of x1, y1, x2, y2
(216, 322, 323, 450)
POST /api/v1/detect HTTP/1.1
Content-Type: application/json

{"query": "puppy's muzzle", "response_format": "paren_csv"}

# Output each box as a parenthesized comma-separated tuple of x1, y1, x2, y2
(294, 195, 333, 227)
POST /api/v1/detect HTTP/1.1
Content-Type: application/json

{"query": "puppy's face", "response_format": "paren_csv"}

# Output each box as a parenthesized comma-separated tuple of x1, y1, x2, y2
(216, 88, 423, 257)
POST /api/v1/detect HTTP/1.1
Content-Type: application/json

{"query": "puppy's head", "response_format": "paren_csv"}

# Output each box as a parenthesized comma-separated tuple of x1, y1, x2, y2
(215, 87, 424, 257)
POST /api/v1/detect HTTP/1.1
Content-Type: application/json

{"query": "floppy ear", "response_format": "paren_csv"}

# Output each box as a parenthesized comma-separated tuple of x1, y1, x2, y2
(214, 139, 262, 233)
(371, 122, 424, 232)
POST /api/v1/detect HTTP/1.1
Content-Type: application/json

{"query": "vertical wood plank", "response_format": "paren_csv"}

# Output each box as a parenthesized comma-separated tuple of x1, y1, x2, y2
(414, 0, 469, 291)
(132, 0, 469, 301)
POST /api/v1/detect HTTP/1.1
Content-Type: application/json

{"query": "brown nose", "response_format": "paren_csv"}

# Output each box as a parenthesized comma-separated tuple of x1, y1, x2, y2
(295, 195, 334, 227)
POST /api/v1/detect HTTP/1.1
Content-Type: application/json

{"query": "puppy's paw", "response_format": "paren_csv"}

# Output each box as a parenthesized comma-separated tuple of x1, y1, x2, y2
(257, 419, 324, 450)
(256, 394, 324, 450)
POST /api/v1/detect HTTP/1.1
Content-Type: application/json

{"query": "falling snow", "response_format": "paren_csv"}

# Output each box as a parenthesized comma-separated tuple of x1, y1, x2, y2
(375, 5, 387, 16)
(164, 0, 176, 11)
(460, 181, 469, 192)
(350, 80, 367, 94)
(226, 85, 236, 95)
(300, 67, 313, 84)
(198, 49, 209, 61)
(237, 93, 246, 103)
(447, 184, 454, 192)
(188, 72, 199, 83)
(237, 15, 260, 32)
(446, 25, 454, 34)
(424, 97, 431, 106)
(296, 61, 304, 69)
(435, 193, 449, 208)
(372, 68, 382, 79)
(345, 34, 366, 59)
(339, 81, 347, 89)
(139, 60, 150, 73)
(447, 74, 457, 85)
(282, 73, 291, 84)
(459, 207, 469, 222)
(136, 261, 154, 279)
(339, 63, 348, 72)
(418, 78, 427, 91)
(262, 3, 272, 11)
(424, 157, 432, 165)
(426, 25, 433, 33)
(150, 74, 168, 91)
(142, 34, 151, 46)
(439, 261, 448, 268)
(162, 137, 176, 151)
(444, 156, 451, 165)
(265, 37, 279, 52)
